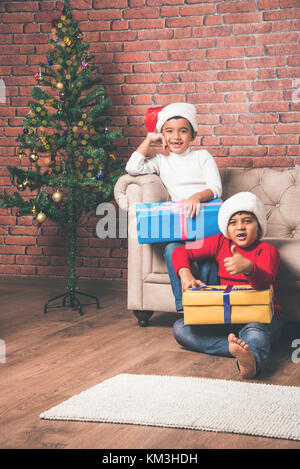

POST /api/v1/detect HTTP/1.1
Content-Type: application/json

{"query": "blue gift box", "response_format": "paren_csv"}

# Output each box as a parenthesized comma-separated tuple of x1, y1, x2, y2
(136, 198, 222, 244)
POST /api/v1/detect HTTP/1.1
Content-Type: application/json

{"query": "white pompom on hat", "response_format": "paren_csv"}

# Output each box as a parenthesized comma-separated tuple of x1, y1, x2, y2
(144, 103, 198, 133)
(218, 192, 267, 239)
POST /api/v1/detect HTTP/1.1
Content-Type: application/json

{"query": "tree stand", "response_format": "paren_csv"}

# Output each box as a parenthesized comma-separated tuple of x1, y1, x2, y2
(43, 201, 100, 316)
(44, 288, 100, 316)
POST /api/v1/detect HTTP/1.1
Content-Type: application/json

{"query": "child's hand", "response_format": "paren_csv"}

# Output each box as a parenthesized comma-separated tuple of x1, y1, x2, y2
(178, 267, 206, 292)
(147, 132, 169, 155)
(181, 278, 206, 293)
(184, 194, 201, 218)
(224, 245, 254, 276)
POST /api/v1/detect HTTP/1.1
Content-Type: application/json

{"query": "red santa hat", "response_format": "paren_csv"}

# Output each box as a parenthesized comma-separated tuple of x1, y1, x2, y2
(218, 192, 267, 239)
(144, 103, 198, 133)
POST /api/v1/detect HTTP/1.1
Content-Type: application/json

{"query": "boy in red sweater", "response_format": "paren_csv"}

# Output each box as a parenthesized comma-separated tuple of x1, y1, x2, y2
(172, 192, 283, 379)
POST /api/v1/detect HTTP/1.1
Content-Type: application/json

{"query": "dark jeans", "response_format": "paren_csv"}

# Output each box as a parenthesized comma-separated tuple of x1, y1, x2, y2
(173, 315, 283, 377)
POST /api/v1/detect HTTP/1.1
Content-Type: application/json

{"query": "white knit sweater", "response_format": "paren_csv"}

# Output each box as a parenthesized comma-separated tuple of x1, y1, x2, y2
(125, 147, 222, 202)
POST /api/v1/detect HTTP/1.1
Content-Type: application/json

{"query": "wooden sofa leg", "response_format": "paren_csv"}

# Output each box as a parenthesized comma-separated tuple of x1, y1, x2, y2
(133, 310, 154, 327)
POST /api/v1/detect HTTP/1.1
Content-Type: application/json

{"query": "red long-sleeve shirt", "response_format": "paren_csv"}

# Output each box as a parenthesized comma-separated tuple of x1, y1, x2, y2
(172, 233, 283, 317)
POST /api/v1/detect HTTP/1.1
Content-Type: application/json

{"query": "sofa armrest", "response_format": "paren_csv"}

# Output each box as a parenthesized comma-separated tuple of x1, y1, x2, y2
(114, 173, 169, 211)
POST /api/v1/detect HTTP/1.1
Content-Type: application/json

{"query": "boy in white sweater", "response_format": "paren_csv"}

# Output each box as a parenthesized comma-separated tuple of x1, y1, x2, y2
(126, 102, 222, 312)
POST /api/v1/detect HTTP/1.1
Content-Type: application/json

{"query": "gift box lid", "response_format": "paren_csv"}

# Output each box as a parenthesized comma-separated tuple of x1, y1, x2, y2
(182, 285, 273, 306)
(136, 198, 222, 217)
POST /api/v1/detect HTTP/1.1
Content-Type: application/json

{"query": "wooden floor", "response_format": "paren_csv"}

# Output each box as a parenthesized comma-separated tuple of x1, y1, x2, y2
(0, 276, 300, 450)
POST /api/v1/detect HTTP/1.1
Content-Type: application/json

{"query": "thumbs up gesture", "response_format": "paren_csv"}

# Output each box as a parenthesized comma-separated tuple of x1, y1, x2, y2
(224, 244, 254, 276)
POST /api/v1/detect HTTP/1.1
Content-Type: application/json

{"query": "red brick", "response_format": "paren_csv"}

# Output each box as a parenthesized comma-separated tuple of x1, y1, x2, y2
(275, 123, 300, 134)
(214, 81, 252, 92)
(246, 57, 286, 68)
(129, 19, 164, 29)
(258, 0, 279, 9)
(193, 25, 232, 37)
(248, 91, 283, 101)
(160, 6, 180, 17)
(190, 60, 226, 71)
(253, 157, 293, 167)
(138, 29, 173, 40)
(211, 103, 248, 114)
(2, 13, 34, 22)
(101, 31, 137, 42)
(263, 9, 300, 21)
(268, 146, 287, 155)
(260, 135, 298, 144)
(181, 4, 216, 15)
(230, 146, 268, 156)
(124, 40, 159, 52)
(160, 38, 198, 50)
(280, 113, 300, 122)
(215, 125, 252, 135)
(124, 7, 158, 19)
(166, 16, 204, 28)
(207, 48, 244, 59)
(257, 32, 298, 45)
(221, 136, 258, 145)
(218, 0, 257, 13)
(223, 12, 262, 24)
(6, 2, 38, 12)
(114, 52, 149, 63)
(16, 255, 50, 265)
(94, 0, 127, 6)
(233, 23, 271, 34)
(218, 70, 257, 81)
(0, 265, 21, 274)
(216, 157, 253, 167)
(250, 102, 289, 113)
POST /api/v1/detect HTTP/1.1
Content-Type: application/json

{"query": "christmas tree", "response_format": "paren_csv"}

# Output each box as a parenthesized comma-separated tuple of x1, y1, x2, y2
(0, 0, 124, 314)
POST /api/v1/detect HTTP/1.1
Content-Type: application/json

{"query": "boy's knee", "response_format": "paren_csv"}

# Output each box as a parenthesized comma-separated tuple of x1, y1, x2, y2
(242, 322, 269, 334)
(163, 242, 180, 261)
(240, 321, 270, 343)
(173, 318, 185, 342)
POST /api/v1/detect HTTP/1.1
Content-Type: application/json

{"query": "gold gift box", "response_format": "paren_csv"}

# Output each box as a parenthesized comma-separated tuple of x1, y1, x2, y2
(183, 285, 274, 325)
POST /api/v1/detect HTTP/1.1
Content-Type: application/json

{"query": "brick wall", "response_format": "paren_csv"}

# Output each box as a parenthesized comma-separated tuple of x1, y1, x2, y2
(0, 0, 299, 281)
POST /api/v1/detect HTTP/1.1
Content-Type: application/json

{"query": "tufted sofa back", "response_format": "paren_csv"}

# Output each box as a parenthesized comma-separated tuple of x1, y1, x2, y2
(219, 166, 300, 240)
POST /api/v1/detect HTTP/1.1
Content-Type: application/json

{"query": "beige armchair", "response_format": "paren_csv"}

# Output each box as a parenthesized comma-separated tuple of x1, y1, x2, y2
(114, 166, 300, 326)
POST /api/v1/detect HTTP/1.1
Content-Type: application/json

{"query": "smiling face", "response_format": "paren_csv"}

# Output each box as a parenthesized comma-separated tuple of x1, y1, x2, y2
(161, 117, 195, 154)
(227, 211, 260, 248)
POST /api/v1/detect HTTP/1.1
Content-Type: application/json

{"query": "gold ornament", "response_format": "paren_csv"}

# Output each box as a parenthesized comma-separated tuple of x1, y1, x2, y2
(36, 212, 47, 224)
(56, 82, 64, 90)
(29, 152, 39, 162)
(63, 37, 71, 46)
(31, 206, 37, 216)
(52, 190, 63, 203)
(18, 149, 27, 158)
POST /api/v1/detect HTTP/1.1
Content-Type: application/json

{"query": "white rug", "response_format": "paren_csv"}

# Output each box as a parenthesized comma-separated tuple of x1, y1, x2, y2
(40, 373, 300, 441)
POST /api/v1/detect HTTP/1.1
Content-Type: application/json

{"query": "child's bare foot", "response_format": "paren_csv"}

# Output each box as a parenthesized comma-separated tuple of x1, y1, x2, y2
(228, 333, 256, 379)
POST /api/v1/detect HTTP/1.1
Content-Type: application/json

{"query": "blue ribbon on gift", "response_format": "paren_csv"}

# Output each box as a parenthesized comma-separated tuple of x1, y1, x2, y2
(190, 285, 254, 324)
